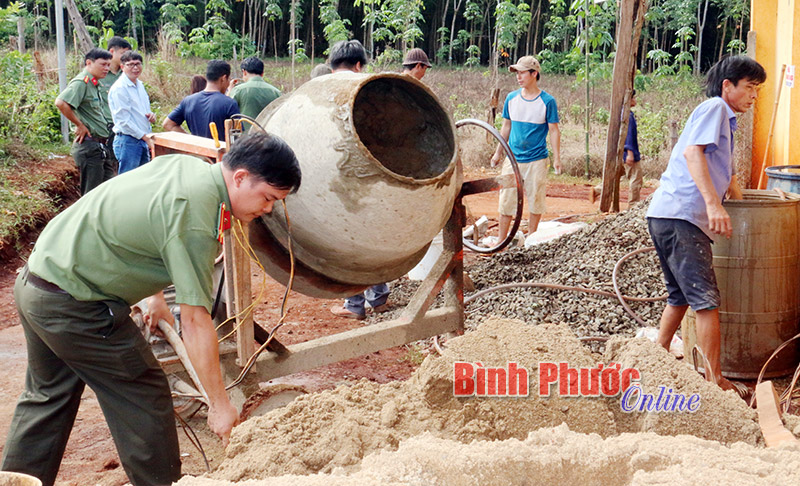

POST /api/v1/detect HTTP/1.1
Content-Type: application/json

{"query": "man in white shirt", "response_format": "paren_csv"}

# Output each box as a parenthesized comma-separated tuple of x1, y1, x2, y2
(108, 51, 156, 174)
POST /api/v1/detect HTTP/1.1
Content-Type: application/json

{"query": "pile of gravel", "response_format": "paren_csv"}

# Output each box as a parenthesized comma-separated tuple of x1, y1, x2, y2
(372, 200, 667, 339)
(465, 201, 665, 337)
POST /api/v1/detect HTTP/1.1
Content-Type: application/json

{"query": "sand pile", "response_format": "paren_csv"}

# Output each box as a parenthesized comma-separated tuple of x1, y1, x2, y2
(177, 425, 800, 486)
(604, 337, 761, 444)
(203, 319, 762, 483)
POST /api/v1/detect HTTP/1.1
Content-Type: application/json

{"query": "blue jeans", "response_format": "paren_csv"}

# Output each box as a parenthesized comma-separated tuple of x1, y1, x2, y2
(344, 284, 389, 315)
(113, 134, 150, 174)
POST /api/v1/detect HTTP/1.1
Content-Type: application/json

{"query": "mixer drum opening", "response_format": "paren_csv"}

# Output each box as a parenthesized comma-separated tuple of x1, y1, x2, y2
(352, 77, 455, 180)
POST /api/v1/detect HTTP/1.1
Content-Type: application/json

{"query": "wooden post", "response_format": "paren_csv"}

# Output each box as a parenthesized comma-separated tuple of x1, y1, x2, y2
(600, 0, 648, 212)
(16, 17, 25, 53)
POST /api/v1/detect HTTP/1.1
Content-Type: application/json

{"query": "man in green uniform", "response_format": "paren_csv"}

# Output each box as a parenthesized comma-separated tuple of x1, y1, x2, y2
(1, 132, 302, 486)
(229, 56, 281, 123)
(55, 47, 115, 195)
(98, 37, 131, 158)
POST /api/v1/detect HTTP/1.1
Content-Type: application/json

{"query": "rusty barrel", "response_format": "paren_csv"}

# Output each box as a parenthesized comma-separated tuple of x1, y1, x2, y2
(250, 72, 459, 298)
(683, 190, 800, 379)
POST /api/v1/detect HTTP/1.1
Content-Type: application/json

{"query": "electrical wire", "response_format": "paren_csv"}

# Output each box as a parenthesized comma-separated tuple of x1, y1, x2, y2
(174, 410, 211, 472)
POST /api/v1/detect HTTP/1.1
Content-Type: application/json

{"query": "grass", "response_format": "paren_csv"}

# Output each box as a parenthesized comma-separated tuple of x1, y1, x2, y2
(0, 141, 74, 253)
(0, 49, 706, 258)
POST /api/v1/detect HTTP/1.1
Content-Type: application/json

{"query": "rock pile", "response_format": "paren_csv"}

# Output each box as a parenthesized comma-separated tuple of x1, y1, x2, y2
(465, 201, 664, 337)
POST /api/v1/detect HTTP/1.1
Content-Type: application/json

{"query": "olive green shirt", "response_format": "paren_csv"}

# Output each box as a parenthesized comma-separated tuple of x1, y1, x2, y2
(98, 68, 123, 122)
(57, 69, 111, 138)
(230, 76, 281, 121)
(28, 155, 230, 312)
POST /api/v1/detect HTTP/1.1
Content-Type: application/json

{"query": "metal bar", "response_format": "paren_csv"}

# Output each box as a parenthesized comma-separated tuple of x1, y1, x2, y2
(460, 174, 516, 196)
(399, 248, 457, 323)
(253, 307, 462, 381)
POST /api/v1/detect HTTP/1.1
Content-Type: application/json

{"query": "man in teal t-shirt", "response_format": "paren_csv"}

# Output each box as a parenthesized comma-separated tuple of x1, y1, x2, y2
(2, 133, 301, 486)
(490, 55, 561, 241)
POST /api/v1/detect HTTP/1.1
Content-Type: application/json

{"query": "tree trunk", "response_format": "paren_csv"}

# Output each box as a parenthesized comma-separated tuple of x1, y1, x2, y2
(448, 0, 463, 64)
(718, 15, 728, 61)
(440, 0, 451, 62)
(64, 0, 93, 53)
(600, 0, 648, 212)
(310, 0, 315, 63)
(131, 4, 138, 44)
(694, 0, 709, 74)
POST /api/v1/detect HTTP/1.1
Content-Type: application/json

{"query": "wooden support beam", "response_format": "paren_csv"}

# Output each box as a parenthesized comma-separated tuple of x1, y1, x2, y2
(253, 307, 463, 382)
(151, 132, 226, 163)
(755, 380, 798, 447)
(600, 0, 648, 212)
(231, 221, 255, 366)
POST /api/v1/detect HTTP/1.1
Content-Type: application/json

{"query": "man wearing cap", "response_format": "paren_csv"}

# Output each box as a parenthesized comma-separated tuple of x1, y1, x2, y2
(55, 48, 116, 195)
(490, 55, 561, 239)
(402, 48, 431, 81)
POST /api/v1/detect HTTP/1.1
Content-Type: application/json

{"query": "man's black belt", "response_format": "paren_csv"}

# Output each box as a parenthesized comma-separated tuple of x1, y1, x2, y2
(27, 270, 69, 294)
(86, 135, 109, 144)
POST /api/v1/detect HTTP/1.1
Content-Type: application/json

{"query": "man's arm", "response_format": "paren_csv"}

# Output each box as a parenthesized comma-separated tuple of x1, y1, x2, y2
(685, 144, 732, 238)
(490, 118, 512, 167)
(548, 122, 561, 174)
(727, 174, 743, 200)
(162, 116, 187, 134)
(55, 98, 90, 143)
(179, 304, 239, 446)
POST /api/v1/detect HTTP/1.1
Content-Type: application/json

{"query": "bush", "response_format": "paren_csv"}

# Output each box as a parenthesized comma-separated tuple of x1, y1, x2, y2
(0, 50, 62, 145)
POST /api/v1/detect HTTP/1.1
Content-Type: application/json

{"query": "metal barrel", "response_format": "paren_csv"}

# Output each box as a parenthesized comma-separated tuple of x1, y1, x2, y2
(766, 165, 800, 194)
(250, 72, 459, 298)
(683, 190, 800, 379)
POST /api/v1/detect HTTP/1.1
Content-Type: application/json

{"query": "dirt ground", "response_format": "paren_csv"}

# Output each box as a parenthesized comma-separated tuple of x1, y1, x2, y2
(0, 175, 649, 485)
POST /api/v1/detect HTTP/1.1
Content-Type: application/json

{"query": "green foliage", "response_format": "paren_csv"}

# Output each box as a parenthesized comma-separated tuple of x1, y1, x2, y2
(0, 51, 62, 146)
(593, 106, 609, 125)
(495, 1, 530, 52)
(320, 0, 351, 52)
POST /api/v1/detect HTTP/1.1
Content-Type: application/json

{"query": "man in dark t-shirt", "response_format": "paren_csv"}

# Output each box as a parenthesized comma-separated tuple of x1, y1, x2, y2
(163, 60, 239, 141)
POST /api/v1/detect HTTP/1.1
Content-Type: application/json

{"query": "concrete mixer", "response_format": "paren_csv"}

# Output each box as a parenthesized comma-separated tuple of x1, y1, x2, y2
(250, 72, 462, 298)
(148, 72, 525, 412)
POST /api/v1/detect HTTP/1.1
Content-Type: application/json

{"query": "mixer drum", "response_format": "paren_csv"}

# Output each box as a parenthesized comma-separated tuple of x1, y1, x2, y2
(250, 72, 460, 298)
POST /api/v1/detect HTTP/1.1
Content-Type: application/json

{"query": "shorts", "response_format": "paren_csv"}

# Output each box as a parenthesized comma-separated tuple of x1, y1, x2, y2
(498, 157, 548, 216)
(648, 217, 720, 311)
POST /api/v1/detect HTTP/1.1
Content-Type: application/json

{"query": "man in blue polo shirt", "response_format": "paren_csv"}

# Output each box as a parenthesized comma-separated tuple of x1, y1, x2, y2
(490, 55, 561, 240)
(647, 55, 765, 394)
(163, 60, 239, 141)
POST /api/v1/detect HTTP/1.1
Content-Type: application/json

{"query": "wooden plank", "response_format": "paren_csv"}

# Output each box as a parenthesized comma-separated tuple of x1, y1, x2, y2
(253, 307, 462, 382)
(231, 221, 255, 366)
(151, 132, 227, 162)
(755, 380, 798, 447)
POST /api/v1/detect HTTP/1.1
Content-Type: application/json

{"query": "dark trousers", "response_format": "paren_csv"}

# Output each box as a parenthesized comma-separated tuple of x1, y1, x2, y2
(71, 138, 117, 195)
(2, 269, 181, 486)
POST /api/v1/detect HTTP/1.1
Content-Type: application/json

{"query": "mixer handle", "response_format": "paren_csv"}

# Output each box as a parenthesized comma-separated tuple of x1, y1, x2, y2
(455, 118, 525, 254)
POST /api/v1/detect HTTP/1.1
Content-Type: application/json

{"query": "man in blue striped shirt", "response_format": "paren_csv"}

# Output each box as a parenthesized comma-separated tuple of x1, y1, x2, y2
(491, 56, 561, 240)
(108, 51, 156, 174)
